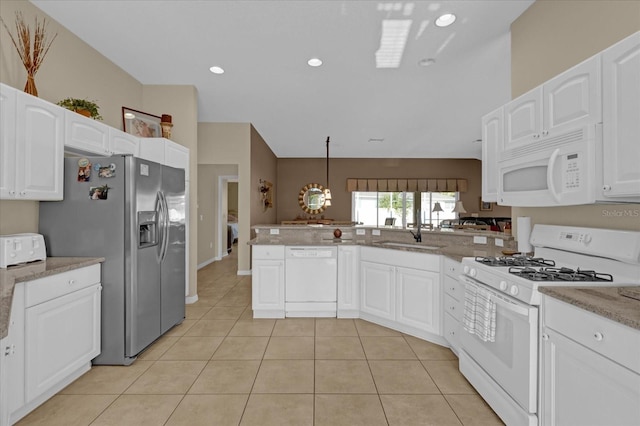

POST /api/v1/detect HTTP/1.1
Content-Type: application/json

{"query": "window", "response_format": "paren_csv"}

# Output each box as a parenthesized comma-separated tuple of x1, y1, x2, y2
(353, 191, 458, 228)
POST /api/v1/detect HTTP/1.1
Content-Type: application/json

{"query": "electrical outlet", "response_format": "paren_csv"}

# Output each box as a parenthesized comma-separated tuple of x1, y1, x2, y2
(473, 236, 487, 245)
(270, 228, 280, 235)
(356, 229, 366, 235)
(372, 229, 381, 236)
(495, 238, 504, 247)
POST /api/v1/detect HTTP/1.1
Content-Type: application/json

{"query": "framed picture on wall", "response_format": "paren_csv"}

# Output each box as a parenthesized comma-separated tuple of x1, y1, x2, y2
(122, 107, 162, 138)
(479, 197, 493, 211)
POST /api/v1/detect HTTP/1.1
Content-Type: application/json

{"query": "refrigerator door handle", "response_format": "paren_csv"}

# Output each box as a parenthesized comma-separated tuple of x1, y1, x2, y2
(155, 191, 166, 263)
(159, 191, 170, 262)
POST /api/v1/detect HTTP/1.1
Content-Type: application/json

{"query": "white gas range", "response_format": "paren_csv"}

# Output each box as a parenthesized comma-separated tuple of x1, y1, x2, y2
(457, 225, 640, 426)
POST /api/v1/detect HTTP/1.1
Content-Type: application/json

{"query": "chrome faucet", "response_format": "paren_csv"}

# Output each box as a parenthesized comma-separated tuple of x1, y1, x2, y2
(409, 217, 422, 243)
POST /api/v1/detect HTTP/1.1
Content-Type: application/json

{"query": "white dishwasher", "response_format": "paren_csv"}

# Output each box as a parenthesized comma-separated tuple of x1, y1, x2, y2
(285, 246, 338, 317)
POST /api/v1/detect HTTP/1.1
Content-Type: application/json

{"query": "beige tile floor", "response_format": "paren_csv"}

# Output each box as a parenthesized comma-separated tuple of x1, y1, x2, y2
(17, 249, 504, 426)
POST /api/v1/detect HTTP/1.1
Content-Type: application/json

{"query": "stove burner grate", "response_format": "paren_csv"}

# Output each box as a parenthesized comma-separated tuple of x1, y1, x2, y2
(508, 266, 614, 282)
(475, 256, 556, 268)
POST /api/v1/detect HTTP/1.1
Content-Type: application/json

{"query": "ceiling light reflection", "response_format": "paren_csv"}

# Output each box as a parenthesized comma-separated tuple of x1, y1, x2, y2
(375, 19, 412, 68)
(435, 13, 456, 27)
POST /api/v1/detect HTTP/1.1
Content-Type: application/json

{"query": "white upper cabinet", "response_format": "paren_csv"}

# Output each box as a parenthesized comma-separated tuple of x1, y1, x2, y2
(504, 87, 543, 150)
(601, 32, 640, 199)
(542, 55, 601, 136)
(0, 85, 64, 200)
(64, 110, 110, 155)
(108, 129, 139, 156)
(164, 140, 190, 177)
(481, 107, 503, 202)
(504, 55, 601, 150)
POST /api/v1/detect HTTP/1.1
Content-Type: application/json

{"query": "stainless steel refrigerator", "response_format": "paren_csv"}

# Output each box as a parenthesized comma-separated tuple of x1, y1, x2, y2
(39, 155, 185, 365)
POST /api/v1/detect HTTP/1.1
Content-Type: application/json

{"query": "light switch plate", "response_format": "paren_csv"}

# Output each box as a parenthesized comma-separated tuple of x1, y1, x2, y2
(270, 229, 280, 235)
(372, 229, 381, 236)
(356, 229, 366, 235)
(495, 238, 504, 247)
(473, 236, 487, 245)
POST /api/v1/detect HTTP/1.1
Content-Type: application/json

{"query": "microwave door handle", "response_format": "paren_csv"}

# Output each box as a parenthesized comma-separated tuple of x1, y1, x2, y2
(546, 148, 561, 203)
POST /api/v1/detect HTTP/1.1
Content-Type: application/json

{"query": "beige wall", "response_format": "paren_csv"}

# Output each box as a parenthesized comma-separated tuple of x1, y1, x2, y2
(198, 123, 251, 272)
(1, 1, 202, 295)
(277, 158, 512, 223)
(197, 164, 238, 265)
(228, 183, 239, 213)
(510, 0, 640, 232)
(0, 0, 143, 235)
(250, 125, 278, 228)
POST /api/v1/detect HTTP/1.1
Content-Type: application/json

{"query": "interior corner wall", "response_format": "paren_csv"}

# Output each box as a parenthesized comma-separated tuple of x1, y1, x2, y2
(0, 0, 143, 235)
(250, 125, 278, 233)
(276, 158, 511, 223)
(510, 0, 640, 232)
(198, 122, 251, 272)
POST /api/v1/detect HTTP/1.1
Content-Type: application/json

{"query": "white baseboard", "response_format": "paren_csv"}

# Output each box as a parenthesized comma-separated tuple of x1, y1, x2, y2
(237, 269, 252, 276)
(197, 258, 217, 270)
(185, 294, 199, 304)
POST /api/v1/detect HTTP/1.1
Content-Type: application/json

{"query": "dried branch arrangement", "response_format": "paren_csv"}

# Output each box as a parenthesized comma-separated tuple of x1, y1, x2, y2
(1, 11, 57, 96)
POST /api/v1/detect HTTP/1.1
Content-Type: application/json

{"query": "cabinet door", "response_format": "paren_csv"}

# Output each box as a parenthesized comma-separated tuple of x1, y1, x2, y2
(602, 32, 640, 198)
(540, 328, 640, 426)
(360, 261, 395, 320)
(252, 260, 285, 314)
(396, 267, 440, 334)
(543, 55, 601, 136)
(481, 107, 502, 202)
(15, 92, 64, 200)
(504, 87, 543, 149)
(64, 110, 110, 155)
(25, 284, 101, 402)
(0, 84, 17, 199)
(337, 246, 359, 317)
(109, 128, 139, 156)
(1, 284, 25, 422)
(164, 140, 189, 177)
(138, 138, 166, 164)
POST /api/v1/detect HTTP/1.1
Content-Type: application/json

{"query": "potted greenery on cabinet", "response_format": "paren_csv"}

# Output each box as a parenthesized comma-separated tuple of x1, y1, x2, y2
(56, 98, 103, 120)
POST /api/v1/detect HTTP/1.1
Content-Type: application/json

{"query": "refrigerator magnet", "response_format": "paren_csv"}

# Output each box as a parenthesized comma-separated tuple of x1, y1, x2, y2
(77, 158, 91, 182)
(98, 166, 115, 178)
(89, 185, 109, 200)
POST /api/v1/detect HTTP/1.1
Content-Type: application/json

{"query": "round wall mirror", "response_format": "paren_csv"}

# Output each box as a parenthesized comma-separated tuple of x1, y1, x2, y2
(298, 183, 326, 215)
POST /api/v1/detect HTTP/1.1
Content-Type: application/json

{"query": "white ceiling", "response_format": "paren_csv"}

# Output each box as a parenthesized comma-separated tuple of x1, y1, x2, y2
(31, 0, 534, 159)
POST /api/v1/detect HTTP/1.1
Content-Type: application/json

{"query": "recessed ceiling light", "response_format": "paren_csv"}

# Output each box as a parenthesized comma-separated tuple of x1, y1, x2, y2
(435, 13, 456, 27)
(308, 58, 323, 67)
(209, 66, 224, 74)
(418, 58, 436, 67)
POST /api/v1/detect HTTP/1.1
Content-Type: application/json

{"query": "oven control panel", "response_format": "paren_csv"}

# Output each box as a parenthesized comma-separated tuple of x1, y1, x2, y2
(559, 231, 592, 244)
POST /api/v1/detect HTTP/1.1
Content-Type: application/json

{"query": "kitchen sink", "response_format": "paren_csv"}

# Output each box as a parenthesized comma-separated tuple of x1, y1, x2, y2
(375, 241, 441, 250)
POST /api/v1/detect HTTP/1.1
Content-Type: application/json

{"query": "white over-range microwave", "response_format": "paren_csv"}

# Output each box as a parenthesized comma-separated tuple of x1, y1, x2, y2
(498, 123, 640, 206)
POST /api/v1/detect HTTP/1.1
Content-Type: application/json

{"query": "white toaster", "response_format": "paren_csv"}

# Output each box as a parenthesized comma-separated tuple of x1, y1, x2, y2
(0, 233, 47, 268)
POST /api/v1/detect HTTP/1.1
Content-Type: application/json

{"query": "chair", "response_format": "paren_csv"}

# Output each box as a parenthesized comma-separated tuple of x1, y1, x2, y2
(384, 218, 396, 226)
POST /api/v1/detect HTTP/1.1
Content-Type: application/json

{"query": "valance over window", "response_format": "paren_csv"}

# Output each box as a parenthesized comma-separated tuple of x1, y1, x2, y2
(346, 178, 468, 193)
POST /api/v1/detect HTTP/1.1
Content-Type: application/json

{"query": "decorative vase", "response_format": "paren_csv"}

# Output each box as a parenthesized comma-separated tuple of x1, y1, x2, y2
(24, 74, 38, 97)
(161, 122, 173, 139)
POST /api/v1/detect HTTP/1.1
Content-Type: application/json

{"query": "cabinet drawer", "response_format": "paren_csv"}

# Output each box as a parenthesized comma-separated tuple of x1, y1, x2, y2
(444, 293, 462, 322)
(443, 257, 461, 277)
(443, 274, 463, 301)
(544, 296, 640, 374)
(25, 264, 101, 307)
(252, 245, 285, 260)
(444, 311, 460, 349)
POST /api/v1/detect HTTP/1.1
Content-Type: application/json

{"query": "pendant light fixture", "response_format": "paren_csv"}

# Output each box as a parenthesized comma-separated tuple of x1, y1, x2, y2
(324, 136, 332, 207)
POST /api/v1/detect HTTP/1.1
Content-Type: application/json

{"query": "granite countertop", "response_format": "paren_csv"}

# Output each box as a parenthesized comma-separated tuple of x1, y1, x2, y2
(539, 286, 640, 331)
(248, 238, 508, 262)
(0, 257, 104, 339)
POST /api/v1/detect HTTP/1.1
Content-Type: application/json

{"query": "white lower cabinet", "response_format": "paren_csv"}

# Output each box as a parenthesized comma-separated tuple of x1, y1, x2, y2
(337, 246, 359, 318)
(1, 264, 102, 426)
(360, 261, 395, 321)
(442, 257, 463, 353)
(359, 247, 443, 342)
(540, 296, 640, 426)
(251, 246, 285, 318)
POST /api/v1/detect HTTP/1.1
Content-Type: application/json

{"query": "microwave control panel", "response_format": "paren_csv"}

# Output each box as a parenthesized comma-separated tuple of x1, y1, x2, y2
(562, 153, 582, 191)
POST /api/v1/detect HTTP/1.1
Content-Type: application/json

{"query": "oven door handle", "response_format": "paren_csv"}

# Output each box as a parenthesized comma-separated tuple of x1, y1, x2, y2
(459, 276, 532, 317)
